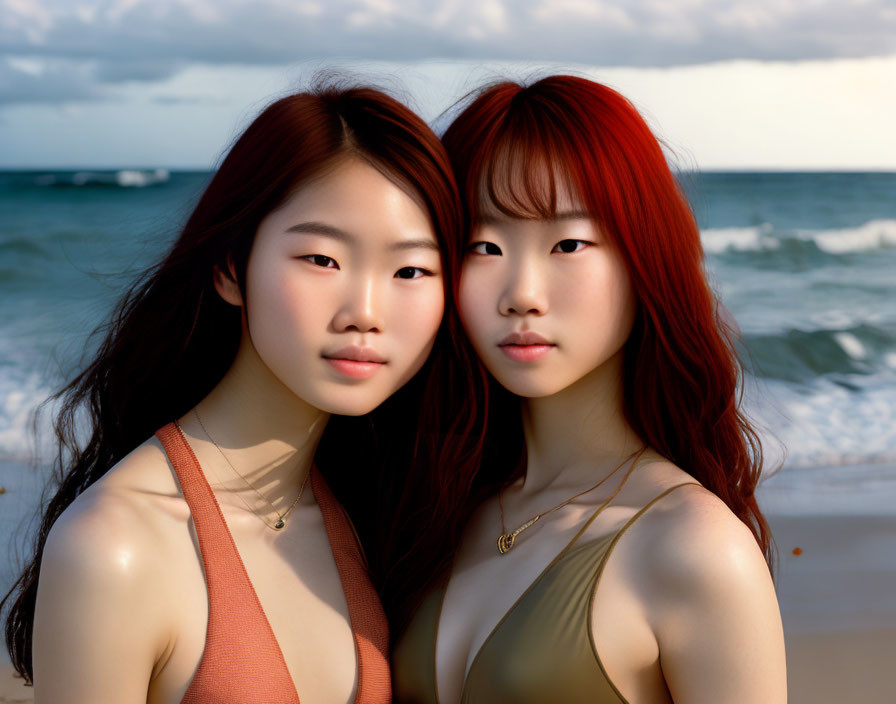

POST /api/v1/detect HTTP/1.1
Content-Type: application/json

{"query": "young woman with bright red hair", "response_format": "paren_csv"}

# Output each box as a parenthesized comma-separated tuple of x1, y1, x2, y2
(391, 76, 786, 703)
(3, 83, 467, 703)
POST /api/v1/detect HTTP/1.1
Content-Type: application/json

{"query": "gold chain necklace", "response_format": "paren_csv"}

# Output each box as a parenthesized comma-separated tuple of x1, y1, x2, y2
(497, 445, 647, 554)
(190, 408, 309, 531)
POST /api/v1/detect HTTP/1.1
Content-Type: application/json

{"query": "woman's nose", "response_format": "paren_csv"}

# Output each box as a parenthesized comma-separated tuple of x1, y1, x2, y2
(498, 262, 548, 317)
(332, 276, 384, 333)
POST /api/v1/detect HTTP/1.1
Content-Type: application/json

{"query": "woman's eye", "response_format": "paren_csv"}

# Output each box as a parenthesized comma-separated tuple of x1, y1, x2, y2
(301, 254, 339, 269)
(552, 239, 590, 254)
(395, 266, 433, 280)
(469, 241, 502, 255)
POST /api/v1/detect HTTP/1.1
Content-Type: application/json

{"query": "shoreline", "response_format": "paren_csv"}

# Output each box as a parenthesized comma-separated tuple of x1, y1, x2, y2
(3, 461, 895, 703)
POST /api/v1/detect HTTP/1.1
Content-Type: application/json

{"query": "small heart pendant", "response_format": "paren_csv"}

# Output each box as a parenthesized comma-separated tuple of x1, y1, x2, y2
(497, 533, 515, 554)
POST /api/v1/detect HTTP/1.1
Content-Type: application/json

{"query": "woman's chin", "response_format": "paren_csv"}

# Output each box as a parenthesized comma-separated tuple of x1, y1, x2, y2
(490, 371, 573, 399)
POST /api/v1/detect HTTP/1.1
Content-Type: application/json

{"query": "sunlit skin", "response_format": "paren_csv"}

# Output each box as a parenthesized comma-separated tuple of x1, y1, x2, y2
(459, 207, 635, 402)
(433, 171, 786, 703)
(223, 156, 445, 418)
(32, 157, 446, 704)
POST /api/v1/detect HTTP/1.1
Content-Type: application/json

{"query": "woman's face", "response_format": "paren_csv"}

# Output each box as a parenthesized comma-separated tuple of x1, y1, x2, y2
(237, 157, 445, 416)
(458, 175, 636, 399)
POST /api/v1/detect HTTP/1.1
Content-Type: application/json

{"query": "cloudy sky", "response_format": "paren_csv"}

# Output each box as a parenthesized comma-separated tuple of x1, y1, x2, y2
(1, 0, 895, 169)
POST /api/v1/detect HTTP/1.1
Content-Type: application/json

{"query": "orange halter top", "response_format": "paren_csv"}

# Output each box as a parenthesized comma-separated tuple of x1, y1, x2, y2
(155, 422, 391, 704)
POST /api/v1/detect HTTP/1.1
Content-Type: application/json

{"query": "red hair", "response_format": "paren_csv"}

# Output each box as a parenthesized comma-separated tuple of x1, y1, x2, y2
(387, 75, 773, 633)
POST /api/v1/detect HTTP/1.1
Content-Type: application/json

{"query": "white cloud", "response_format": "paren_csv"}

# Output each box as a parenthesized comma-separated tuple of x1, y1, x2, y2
(0, 56, 108, 104)
(105, 0, 143, 25)
(6, 56, 43, 75)
(1, 56, 894, 170)
(0, 1, 893, 170)
(2, 0, 894, 76)
(0, 0, 54, 43)
(480, 0, 509, 33)
(532, 0, 633, 28)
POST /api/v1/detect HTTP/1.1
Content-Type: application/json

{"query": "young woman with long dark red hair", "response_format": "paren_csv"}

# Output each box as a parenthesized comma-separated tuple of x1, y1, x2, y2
(391, 76, 787, 703)
(2, 83, 468, 703)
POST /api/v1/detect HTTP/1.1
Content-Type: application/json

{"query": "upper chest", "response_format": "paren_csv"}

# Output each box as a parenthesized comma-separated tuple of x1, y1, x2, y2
(142, 483, 358, 704)
(433, 497, 637, 703)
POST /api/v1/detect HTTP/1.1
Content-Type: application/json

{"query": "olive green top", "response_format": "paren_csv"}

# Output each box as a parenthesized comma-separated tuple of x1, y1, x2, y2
(392, 482, 699, 704)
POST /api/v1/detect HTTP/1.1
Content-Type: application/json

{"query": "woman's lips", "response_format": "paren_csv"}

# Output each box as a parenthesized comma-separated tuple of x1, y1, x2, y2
(499, 344, 555, 362)
(498, 331, 556, 362)
(322, 345, 386, 379)
(325, 358, 385, 379)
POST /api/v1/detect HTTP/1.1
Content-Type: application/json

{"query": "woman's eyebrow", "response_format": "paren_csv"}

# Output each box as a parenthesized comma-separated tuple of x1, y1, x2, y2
(390, 239, 439, 252)
(285, 221, 353, 242)
(285, 221, 438, 252)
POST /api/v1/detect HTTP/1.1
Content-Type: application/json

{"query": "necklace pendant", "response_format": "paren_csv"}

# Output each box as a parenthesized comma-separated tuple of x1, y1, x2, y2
(274, 518, 286, 530)
(497, 533, 515, 554)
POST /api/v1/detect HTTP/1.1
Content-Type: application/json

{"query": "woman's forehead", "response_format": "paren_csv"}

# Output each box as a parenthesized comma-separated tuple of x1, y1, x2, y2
(475, 157, 585, 221)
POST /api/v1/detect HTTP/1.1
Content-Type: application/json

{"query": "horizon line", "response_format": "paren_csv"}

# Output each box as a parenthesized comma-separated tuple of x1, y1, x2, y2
(1, 166, 895, 174)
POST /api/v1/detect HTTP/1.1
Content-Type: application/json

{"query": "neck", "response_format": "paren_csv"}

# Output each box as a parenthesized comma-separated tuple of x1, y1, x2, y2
(520, 350, 645, 495)
(182, 329, 329, 512)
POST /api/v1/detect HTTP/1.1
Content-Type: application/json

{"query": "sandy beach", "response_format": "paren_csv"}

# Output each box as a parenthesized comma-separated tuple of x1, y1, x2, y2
(766, 512, 896, 702)
(757, 462, 896, 702)
(2, 461, 895, 702)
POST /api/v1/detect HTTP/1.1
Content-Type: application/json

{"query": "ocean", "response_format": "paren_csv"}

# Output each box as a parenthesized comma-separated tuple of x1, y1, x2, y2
(1, 169, 894, 473)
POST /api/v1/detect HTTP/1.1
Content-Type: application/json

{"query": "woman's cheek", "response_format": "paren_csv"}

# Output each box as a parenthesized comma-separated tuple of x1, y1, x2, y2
(396, 284, 445, 368)
(246, 262, 325, 378)
(257, 268, 309, 332)
(458, 271, 492, 350)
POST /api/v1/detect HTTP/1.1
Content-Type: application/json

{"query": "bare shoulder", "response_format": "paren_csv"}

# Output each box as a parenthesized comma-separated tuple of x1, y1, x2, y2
(38, 434, 184, 638)
(34, 437, 182, 699)
(616, 464, 786, 701)
(93, 432, 181, 498)
(635, 476, 770, 598)
(41, 434, 180, 605)
(48, 434, 181, 551)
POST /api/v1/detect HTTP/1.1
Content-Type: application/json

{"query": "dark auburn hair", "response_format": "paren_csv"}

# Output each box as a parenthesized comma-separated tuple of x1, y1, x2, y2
(387, 74, 774, 633)
(2, 80, 484, 683)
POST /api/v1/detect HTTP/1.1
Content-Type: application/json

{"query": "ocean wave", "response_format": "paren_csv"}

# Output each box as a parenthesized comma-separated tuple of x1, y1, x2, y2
(741, 323, 895, 382)
(744, 374, 896, 470)
(702, 219, 896, 256)
(0, 238, 47, 257)
(701, 224, 779, 253)
(0, 372, 57, 462)
(31, 169, 171, 189)
(805, 219, 896, 254)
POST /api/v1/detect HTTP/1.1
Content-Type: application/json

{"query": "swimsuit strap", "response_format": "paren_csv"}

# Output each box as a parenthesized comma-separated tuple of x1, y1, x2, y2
(565, 446, 649, 552)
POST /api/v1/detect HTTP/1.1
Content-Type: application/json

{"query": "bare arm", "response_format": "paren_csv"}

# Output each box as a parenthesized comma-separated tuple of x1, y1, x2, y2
(32, 490, 171, 703)
(647, 489, 787, 703)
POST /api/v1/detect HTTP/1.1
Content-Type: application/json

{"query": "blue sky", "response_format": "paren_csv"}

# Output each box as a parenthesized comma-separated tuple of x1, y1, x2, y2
(1, 0, 895, 169)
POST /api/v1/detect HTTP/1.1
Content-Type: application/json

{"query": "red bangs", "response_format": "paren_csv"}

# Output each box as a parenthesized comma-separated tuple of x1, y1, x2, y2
(473, 100, 588, 222)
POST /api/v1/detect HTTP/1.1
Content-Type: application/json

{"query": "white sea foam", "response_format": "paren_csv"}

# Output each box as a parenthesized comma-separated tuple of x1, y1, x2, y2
(701, 219, 896, 255)
(701, 224, 778, 253)
(745, 373, 896, 472)
(33, 169, 172, 188)
(833, 332, 867, 360)
(809, 309, 884, 331)
(807, 219, 896, 254)
(0, 371, 56, 463)
(115, 168, 170, 188)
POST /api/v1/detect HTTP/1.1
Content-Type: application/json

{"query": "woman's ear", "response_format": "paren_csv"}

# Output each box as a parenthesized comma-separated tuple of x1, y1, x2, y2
(213, 259, 244, 306)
